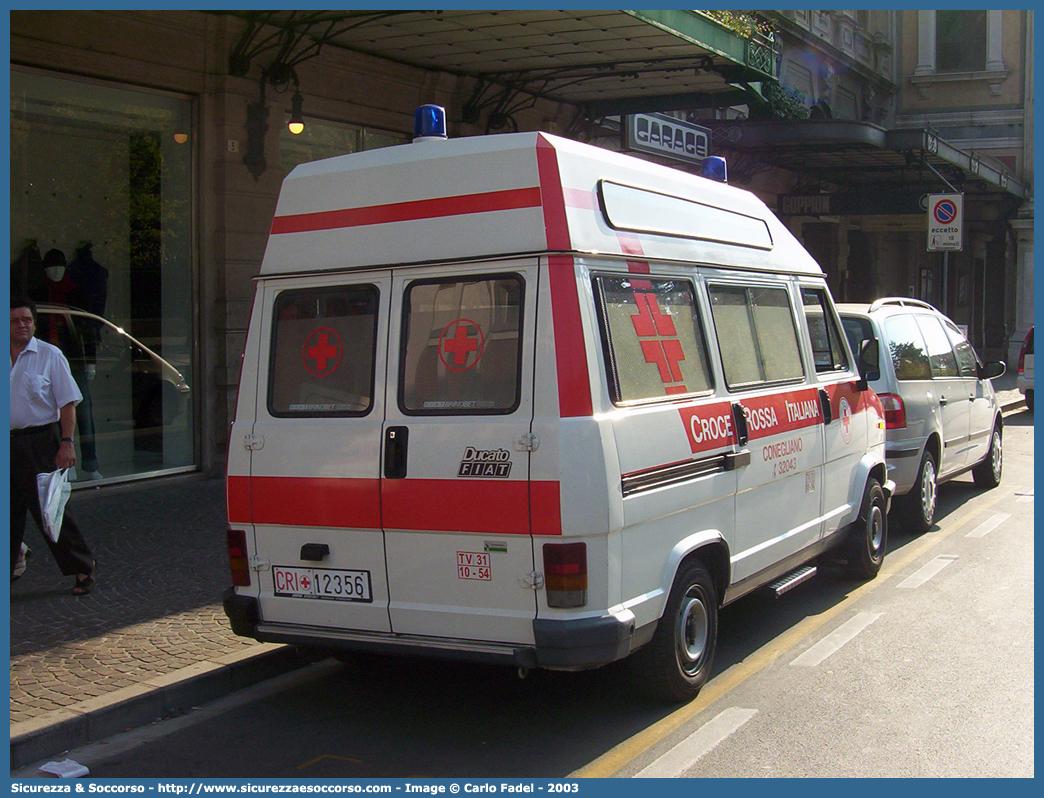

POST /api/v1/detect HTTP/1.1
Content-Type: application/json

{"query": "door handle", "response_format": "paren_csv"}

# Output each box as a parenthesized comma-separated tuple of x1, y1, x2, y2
(384, 426, 409, 479)
(939, 397, 948, 406)
(732, 402, 749, 447)
(819, 388, 833, 425)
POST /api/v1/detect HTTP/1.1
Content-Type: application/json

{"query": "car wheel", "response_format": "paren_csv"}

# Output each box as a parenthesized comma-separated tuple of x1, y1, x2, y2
(897, 450, 937, 534)
(845, 478, 887, 579)
(631, 559, 718, 703)
(972, 425, 1002, 489)
(1026, 390, 1034, 413)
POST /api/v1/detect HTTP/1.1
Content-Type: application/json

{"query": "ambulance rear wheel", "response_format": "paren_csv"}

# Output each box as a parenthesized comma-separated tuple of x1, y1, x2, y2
(634, 559, 718, 703)
(845, 478, 887, 580)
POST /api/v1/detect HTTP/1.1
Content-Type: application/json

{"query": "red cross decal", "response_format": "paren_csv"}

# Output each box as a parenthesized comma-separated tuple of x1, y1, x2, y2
(438, 318, 485, 372)
(303, 327, 343, 377)
(299, 574, 311, 591)
(630, 291, 686, 391)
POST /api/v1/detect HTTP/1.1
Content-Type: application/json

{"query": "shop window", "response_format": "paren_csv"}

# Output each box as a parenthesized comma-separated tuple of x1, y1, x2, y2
(11, 70, 195, 482)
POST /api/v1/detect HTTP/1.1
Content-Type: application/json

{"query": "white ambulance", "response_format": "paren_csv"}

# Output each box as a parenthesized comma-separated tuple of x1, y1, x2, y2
(224, 107, 892, 701)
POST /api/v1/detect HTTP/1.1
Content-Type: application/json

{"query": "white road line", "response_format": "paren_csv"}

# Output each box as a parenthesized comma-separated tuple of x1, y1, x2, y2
(1016, 490, 1034, 504)
(790, 611, 882, 667)
(897, 554, 957, 588)
(965, 512, 1011, 538)
(633, 708, 758, 778)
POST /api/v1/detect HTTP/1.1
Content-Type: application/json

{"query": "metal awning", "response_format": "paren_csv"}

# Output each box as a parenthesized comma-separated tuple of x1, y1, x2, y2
(216, 9, 778, 127)
(702, 119, 1026, 201)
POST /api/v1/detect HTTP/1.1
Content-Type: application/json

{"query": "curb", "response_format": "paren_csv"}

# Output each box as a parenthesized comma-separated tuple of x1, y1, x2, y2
(9, 643, 315, 771)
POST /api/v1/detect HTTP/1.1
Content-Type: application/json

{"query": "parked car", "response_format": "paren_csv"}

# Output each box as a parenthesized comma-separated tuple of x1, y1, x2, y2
(35, 303, 191, 450)
(839, 298, 1006, 534)
(1016, 326, 1034, 412)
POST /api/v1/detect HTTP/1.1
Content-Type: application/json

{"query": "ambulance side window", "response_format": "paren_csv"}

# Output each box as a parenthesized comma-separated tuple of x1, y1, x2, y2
(401, 275, 523, 414)
(269, 285, 379, 416)
(800, 287, 849, 373)
(709, 284, 804, 389)
(595, 276, 712, 404)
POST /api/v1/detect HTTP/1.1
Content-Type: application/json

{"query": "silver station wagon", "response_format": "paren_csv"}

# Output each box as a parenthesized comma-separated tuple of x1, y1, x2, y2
(838, 298, 1006, 534)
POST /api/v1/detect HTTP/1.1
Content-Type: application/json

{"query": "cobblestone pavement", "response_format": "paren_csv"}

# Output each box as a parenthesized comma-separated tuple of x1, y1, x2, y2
(9, 475, 258, 725)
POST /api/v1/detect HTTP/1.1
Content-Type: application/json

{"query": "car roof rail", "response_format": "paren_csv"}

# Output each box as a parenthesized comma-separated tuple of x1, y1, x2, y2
(868, 297, 939, 313)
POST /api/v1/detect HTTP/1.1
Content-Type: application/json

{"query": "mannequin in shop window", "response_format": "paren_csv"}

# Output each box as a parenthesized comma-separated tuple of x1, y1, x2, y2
(30, 249, 103, 480)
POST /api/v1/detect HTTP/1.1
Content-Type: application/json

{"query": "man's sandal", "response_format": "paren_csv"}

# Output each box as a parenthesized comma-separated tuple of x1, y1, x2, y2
(72, 562, 96, 595)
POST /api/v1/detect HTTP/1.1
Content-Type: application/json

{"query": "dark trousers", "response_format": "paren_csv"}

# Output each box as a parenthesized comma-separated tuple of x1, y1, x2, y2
(10, 424, 94, 578)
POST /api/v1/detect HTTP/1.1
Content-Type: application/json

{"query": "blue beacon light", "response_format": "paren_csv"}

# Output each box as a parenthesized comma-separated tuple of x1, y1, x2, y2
(413, 104, 448, 142)
(701, 156, 728, 184)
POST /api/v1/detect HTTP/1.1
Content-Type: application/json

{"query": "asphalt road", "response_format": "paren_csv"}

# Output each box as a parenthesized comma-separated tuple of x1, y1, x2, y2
(17, 411, 1034, 779)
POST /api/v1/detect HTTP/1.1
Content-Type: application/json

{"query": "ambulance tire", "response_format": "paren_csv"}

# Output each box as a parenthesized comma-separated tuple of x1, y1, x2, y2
(633, 559, 718, 703)
(844, 478, 887, 580)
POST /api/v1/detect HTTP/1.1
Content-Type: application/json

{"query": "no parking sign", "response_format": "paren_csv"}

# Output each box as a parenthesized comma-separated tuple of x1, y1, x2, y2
(927, 193, 963, 251)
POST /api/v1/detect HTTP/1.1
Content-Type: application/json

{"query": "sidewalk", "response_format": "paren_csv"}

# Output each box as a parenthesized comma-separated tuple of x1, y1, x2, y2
(9, 375, 1027, 770)
(9, 474, 315, 769)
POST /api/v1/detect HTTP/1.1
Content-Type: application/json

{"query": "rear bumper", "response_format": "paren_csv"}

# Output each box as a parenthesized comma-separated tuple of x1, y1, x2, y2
(223, 588, 640, 671)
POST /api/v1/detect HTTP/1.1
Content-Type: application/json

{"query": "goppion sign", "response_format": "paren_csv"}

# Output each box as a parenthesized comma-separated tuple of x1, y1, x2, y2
(927, 193, 963, 251)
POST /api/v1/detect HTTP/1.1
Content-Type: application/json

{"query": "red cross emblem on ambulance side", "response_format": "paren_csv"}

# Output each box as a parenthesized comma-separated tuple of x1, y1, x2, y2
(303, 327, 343, 377)
(631, 290, 687, 394)
(439, 318, 485, 372)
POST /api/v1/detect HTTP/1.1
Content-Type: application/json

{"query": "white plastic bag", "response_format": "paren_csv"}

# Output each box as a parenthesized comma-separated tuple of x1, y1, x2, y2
(36, 468, 71, 543)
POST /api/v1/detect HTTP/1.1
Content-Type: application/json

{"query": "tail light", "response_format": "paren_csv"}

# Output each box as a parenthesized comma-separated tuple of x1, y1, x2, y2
(543, 542, 587, 608)
(227, 528, 251, 586)
(878, 393, 907, 429)
(1018, 333, 1029, 374)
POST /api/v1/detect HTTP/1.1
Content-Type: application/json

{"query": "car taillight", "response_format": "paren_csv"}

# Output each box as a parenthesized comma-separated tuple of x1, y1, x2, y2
(543, 542, 587, 608)
(227, 529, 251, 586)
(878, 393, 906, 429)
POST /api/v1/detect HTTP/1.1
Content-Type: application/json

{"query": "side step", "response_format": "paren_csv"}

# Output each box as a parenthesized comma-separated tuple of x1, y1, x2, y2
(769, 564, 818, 598)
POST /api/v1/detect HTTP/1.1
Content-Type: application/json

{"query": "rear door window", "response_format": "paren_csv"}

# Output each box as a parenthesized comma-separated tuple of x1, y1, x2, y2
(709, 284, 803, 389)
(916, 315, 960, 378)
(595, 275, 712, 404)
(400, 275, 523, 414)
(269, 285, 379, 416)
(884, 314, 932, 380)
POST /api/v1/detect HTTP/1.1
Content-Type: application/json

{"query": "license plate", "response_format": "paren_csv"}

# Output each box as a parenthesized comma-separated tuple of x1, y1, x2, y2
(273, 566, 372, 602)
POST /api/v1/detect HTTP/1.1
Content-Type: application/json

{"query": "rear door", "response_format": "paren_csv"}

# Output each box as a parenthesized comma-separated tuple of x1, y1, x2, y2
(382, 262, 538, 644)
(915, 314, 971, 472)
(944, 319, 995, 465)
(249, 273, 393, 633)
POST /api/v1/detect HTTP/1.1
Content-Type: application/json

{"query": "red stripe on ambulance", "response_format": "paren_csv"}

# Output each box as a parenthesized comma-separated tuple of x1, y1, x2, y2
(269, 187, 543, 235)
(383, 479, 562, 535)
(738, 387, 823, 440)
(230, 475, 562, 535)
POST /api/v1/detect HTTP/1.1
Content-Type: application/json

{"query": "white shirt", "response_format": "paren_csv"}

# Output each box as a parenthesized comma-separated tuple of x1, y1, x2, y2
(10, 337, 82, 430)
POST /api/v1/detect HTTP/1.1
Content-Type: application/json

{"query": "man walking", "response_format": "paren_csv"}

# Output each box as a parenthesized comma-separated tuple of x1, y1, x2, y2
(10, 296, 96, 594)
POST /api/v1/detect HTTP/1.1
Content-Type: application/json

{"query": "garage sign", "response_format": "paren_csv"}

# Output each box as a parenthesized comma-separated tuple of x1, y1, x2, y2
(927, 193, 963, 252)
(622, 112, 710, 166)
